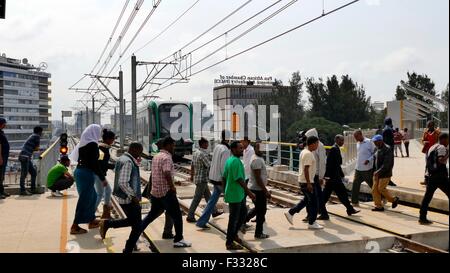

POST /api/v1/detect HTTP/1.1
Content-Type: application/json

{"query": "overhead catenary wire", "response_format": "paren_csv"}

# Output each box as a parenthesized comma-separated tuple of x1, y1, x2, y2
(160, 0, 253, 62)
(85, 0, 145, 93)
(104, 0, 163, 85)
(137, 0, 286, 93)
(149, 0, 299, 90)
(151, 0, 361, 94)
(119, 0, 203, 67)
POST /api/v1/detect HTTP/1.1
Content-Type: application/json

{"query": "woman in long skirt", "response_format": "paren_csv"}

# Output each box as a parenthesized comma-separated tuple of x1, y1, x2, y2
(69, 124, 108, 234)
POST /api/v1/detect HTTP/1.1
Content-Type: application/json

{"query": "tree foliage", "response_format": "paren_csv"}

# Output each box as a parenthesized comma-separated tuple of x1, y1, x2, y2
(305, 75, 372, 125)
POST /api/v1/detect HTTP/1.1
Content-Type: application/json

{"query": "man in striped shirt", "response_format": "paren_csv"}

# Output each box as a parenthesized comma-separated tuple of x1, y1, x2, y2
(100, 142, 143, 253)
(141, 137, 192, 248)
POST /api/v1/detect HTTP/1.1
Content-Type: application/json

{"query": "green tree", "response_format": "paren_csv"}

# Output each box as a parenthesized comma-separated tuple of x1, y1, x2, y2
(440, 84, 449, 128)
(305, 75, 372, 125)
(395, 72, 436, 104)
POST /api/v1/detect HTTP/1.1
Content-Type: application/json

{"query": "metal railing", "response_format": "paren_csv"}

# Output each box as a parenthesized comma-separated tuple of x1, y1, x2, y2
(260, 130, 377, 172)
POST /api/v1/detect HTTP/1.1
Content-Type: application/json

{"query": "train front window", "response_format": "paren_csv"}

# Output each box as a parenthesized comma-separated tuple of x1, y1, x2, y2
(159, 104, 190, 140)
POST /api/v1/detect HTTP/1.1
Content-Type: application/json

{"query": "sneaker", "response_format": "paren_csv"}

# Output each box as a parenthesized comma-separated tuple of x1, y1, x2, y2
(1, 192, 10, 197)
(255, 233, 270, 239)
(196, 224, 210, 230)
(0, 194, 5, 199)
(226, 243, 243, 250)
(174, 239, 192, 248)
(284, 211, 294, 225)
(371, 207, 384, 212)
(162, 233, 174, 239)
(317, 214, 330, 220)
(239, 223, 252, 234)
(418, 219, 433, 225)
(212, 211, 224, 218)
(20, 190, 32, 196)
(347, 209, 360, 216)
(51, 191, 64, 197)
(308, 222, 324, 230)
(392, 197, 400, 209)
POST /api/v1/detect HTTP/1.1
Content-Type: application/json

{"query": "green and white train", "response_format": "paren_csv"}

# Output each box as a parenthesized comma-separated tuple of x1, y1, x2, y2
(136, 101, 194, 158)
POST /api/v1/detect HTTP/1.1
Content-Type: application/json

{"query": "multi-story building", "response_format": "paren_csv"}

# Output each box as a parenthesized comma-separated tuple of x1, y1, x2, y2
(213, 78, 279, 139)
(372, 101, 385, 113)
(0, 54, 52, 150)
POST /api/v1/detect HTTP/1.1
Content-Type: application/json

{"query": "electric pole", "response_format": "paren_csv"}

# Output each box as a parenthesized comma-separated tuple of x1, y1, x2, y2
(131, 55, 137, 141)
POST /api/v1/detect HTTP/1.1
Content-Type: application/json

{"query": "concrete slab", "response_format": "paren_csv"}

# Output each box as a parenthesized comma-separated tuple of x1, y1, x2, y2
(142, 212, 248, 253)
(208, 207, 396, 253)
(325, 203, 449, 250)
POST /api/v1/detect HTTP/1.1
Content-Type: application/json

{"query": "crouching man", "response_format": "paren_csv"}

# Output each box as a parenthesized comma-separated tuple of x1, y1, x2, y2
(47, 156, 74, 197)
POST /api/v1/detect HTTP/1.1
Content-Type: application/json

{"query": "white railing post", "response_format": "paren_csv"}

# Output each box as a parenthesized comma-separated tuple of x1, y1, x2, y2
(36, 137, 61, 193)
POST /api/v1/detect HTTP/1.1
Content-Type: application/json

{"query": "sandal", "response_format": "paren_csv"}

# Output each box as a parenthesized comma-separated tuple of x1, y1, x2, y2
(88, 220, 100, 229)
(255, 233, 270, 239)
(70, 226, 87, 235)
(226, 243, 243, 250)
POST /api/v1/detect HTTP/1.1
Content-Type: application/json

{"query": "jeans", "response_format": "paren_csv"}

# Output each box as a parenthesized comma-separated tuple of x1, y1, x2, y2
(105, 202, 142, 253)
(188, 182, 212, 219)
(226, 198, 247, 245)
(394, 144, 404, 157)
(289, 184, 318, 225)
(0, 157, 7, 194)
(19, 155, 36, 192)
(196, 185, 223, 227)
(141, 191, 184, 243)
(321, 178, 354, 217)
(48, 176, 74, 191)
(420, 174, 449, 220)
(351, 170, 374, 204)
(163, 212, 173, 235)
(404, 142, 410, 157)
(246, 190, 267, 236)
(94, 175, 112, 208)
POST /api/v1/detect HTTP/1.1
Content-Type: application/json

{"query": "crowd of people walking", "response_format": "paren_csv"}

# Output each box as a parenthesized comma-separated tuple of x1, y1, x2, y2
(0, 116, 448, 252)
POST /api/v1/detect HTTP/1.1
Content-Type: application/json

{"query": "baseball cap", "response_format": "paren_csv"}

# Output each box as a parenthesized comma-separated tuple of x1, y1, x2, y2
(0, 118, 7, 125)
(372, 135, 383, 142)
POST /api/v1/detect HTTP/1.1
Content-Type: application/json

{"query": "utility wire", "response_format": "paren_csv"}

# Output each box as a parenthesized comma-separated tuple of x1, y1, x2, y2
(153, 0, 361, 93)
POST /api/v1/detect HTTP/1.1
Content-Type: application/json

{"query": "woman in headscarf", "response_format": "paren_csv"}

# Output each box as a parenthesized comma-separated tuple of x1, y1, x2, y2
(69, 124, 107, 234)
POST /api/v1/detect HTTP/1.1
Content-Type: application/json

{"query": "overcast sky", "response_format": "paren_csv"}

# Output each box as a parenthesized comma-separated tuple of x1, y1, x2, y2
(1, 0, 448, 123)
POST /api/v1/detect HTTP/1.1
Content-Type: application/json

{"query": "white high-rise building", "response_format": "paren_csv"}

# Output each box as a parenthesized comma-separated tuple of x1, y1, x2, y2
(0, 54, 52, 150)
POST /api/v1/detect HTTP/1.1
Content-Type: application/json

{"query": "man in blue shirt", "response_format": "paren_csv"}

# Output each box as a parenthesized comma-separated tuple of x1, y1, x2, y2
(19, 126, 43, 195)
(0, 118, 10, 199)
(351, 130, 375, 205)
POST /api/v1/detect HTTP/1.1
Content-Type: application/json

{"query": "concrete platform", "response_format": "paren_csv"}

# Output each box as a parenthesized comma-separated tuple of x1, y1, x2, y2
(325, 203, 449, 250)
(179, 197, 397, 253)
(268, 139, 449, 212)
